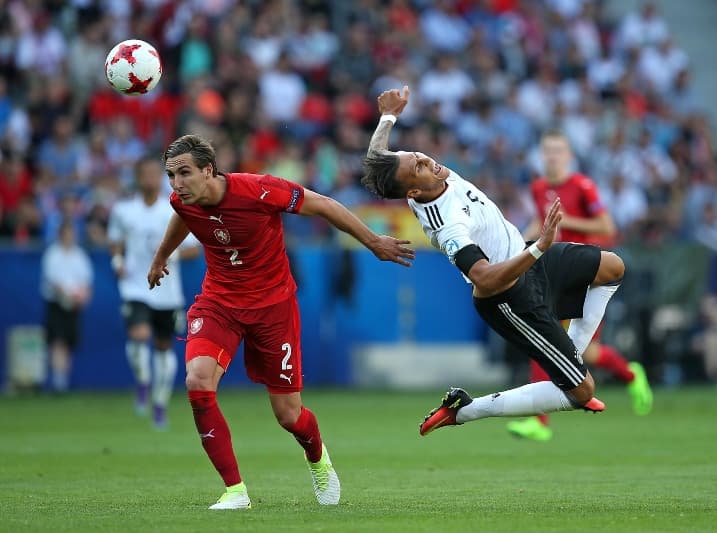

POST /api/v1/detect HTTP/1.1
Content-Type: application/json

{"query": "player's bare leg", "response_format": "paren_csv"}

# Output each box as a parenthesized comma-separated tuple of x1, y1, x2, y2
(421, 373, 603, 436)
(151, 337, 178, 430)
(186, 355, 250, 510)
(49, 340, 72, 393)
(270, 392, 340, 505)
(126, 322, 151, 415)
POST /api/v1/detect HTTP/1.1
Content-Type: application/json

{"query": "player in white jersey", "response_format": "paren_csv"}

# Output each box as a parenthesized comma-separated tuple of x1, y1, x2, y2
(361, 87, 627, 436)
(108, 156, 201, 428)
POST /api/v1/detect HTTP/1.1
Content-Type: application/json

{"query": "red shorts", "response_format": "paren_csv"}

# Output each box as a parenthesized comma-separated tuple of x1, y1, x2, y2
(185, 294, 302, 393)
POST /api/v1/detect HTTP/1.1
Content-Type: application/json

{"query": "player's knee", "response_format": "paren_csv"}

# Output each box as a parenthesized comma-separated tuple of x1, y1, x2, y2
(185, 372, 213, 391)
(128, 324, 151, 342)
(594, 252, 625, 285)
(273, 406, 301, 430)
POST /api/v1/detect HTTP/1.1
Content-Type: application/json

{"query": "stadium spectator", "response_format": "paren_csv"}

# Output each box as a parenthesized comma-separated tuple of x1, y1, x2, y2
(0, 0, 711, 385)
(40, 220, 93, 393)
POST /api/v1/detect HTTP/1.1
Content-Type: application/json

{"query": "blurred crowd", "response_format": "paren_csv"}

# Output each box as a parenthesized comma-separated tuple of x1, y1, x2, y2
(0, 0, 716, 383)
(0, 0, 715, 250)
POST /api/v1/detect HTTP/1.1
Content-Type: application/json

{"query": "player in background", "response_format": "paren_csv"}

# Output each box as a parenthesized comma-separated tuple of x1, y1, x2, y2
(108, 156, 201, 429)
(361, 87, 624, 437)
(506, 131, 653, 442)
(148, 134, 414, 510)
(40, 220, 93, 393)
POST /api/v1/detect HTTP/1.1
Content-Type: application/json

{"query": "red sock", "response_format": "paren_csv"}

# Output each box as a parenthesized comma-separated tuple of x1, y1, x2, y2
(530, 360, 551, 382)
(188, 390, 241, 487)
(596, 345, 635, 383)
(530, 361, 551, 425)
(287, 406, 323, 463)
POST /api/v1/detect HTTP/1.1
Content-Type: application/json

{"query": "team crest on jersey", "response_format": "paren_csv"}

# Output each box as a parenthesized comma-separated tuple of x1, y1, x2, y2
(189, 317, 203, 334)
(213, 228, 231, 244)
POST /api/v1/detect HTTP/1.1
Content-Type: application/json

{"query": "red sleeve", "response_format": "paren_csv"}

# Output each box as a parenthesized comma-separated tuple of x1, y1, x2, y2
(240, 173, 305, 213)
(578, 175, 606, 216)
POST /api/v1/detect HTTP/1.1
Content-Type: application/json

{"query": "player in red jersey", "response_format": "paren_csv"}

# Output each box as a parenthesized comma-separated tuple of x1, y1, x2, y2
(506, 130, 653, 442)
(147, 134, 414, 509)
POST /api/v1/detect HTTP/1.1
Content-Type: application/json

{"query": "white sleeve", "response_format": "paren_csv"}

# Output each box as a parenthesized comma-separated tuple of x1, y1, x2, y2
(434, 223, 475, 264)
(106, 205, 125, 244)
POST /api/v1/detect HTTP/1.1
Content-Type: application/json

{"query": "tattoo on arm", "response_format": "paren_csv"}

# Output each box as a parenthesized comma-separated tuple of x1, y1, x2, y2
(367, 120, 394, 155)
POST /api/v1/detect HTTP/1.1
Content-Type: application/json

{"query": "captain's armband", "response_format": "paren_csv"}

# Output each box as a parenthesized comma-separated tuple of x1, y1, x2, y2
(454, 244, 489, 276)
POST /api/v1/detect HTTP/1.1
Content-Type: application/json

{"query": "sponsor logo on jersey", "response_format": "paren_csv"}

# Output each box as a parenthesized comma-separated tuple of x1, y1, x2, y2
(209, 214, 223, 224)
(260, 187, 270, 200)
(189, 317, 203, 334)
(213, 228, 231, 244)
(462, 205, 470, 216)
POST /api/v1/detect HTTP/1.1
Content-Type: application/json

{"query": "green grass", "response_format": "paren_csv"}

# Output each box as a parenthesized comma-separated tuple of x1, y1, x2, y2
(1, 387, 715, 532)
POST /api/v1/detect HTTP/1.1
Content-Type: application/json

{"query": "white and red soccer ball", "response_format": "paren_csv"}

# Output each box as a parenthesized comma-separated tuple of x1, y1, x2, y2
(104, 39, 162, 96)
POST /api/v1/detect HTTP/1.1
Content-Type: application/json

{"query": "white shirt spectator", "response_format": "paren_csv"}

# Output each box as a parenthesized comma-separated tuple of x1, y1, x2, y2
(570, 13, 600, 61)
(516, 78, 556, 129)
(561, 110, 597, 161)
(259, 66, 307, 122)
(547, 0, 589, 20)
(288, 18, 339, 71)
(587, 53, 624, 91)
(637, 42, 688, 94)
(418, 63, 475, 123)
(601, 177, 649, 231)
(419, 4, 473, 53)
(15, 21, 67, 76)
(617, 6, 669, 50)
(41, 242, 93, 304)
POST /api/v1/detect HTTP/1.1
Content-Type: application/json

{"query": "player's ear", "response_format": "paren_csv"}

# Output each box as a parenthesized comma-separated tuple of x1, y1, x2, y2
(406, 188, 421, 199)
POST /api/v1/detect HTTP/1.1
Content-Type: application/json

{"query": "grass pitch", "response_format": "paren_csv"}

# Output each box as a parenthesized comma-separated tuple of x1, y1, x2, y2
(1, 387, 715, 532)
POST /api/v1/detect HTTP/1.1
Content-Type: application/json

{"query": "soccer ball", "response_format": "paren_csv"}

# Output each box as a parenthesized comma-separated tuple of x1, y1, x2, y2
(104, 39, 162, 96)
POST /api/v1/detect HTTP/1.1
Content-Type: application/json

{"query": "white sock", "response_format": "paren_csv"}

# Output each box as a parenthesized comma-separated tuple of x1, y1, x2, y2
(152, 349, 178, 408)
(567, 284, 620, 356)
(456, 381, 575, 423)
(126, 341, 151, 386)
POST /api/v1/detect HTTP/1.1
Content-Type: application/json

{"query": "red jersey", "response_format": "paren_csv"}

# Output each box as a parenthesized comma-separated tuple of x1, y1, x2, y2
(531, 173, 613, 247)
(171, 172, 304, 309)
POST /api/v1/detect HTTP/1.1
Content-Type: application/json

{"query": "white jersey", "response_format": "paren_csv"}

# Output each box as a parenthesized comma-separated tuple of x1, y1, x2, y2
(408, 170, 525, 282)
(108, 196, 198, 309)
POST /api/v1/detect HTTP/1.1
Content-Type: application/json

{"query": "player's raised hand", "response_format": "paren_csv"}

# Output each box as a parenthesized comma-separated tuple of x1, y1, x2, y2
(147, 260, 170, 289)
(371, 236, 415, 267)
(537, 197, 562, 252)
(378, 86, 410, 116)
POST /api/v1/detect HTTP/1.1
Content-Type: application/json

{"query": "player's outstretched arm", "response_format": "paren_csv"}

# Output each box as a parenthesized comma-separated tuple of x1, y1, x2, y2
(148, 213, 192, 289)
(366, 86, 410, 156)
(299, 189, 415, 267)
(467, 198, 563, 297)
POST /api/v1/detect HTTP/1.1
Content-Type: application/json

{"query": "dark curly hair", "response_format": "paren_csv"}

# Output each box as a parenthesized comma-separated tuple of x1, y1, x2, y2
(361, 151, 405, 199)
